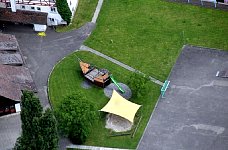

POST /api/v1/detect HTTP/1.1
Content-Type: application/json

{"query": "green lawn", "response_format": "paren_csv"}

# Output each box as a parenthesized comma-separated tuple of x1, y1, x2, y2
(85, 0, 228, 81)
(50, 0, 228, 148)
(49, 51, 160, 149)
(56, 0, 98, 32)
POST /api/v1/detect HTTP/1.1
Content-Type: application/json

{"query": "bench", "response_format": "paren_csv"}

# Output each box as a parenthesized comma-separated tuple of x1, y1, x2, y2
(161, 80, 170, 98)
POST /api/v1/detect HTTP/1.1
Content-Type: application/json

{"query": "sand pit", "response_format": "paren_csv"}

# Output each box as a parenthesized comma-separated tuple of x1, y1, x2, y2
(105, 114, 133, 132)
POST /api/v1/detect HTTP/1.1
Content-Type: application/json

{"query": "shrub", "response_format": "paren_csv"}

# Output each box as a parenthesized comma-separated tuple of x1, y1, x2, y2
(55, 92, 99, 144)
(127, 72, 150, 99)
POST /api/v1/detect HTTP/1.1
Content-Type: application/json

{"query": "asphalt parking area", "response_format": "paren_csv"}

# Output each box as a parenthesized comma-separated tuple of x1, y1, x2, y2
(0, 113, 21, 150)
(138, 45, 228, 150)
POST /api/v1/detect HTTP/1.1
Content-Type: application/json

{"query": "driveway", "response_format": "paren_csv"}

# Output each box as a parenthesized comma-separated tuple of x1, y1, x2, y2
(0, 23, 95, 150)
(5, 23, 95, 108)
(138, 45, 228, 150)
(0, 113, 21, 150)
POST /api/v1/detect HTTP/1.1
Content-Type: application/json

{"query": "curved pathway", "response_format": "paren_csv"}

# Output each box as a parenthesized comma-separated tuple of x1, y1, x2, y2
(6, 23, 95, 108)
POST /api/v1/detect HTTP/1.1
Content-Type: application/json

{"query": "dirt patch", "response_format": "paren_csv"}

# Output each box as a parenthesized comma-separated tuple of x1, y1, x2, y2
(105, 114, 133, 132)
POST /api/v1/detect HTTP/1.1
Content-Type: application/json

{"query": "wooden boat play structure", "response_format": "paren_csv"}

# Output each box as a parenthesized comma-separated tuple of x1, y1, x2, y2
(79, 60, 111, 87)
(79, 59, 125, 93)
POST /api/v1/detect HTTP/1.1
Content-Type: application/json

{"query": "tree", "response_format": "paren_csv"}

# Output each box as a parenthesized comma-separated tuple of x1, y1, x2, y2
(55, 92, 99, 144)
(14, 91, 58, 150)
(127, 71, 150, 99)
(39, 109, 58, 150)
(56, 0, 72, 24)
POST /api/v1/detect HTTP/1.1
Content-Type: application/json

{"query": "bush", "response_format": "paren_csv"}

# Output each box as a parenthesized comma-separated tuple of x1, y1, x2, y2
(127, 72, 150, 99)
(56, 0, 72, 24)
(55, 92, 99, 144)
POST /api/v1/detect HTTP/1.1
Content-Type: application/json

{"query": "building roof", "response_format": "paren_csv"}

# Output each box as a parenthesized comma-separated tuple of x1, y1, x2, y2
(0, 78, 21, 101)
(0, 34, 23, 65)
(0, 33, 18, 51)
(0, 65, 36, 101)
(0, 52, 23, 65)
(0, 8, 47, 25)
(0, 33, 17, 42)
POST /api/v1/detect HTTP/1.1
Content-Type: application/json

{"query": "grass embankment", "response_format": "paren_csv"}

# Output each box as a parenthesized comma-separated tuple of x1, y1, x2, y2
(56, 0, 98, 32)
(85, 0, 228, 81)
(49, 51, 160, 149)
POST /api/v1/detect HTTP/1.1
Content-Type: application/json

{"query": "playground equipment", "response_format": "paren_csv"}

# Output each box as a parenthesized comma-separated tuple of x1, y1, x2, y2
(161, 80, 170, 98)
(79, 60, 111, 87)
(78, 59, 125, 92)
(110, 75, 125, 93)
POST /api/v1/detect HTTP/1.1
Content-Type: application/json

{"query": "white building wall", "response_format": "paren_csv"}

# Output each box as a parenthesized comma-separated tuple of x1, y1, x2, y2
(0, 2, 6, 8)
(0, 0, 78, 26)
(67, 0, 79, 15)
(15, 4, 66, 26)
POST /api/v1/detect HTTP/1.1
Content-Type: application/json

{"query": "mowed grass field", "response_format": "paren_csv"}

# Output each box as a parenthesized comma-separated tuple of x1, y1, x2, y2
(49, 51, 160, 148)
(50, 0, 228, 148)
(85, 0, 228, 81)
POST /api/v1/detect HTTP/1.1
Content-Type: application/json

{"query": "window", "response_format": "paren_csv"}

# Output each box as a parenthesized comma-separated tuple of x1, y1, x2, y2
(51, 7, 56, 12)
(37, 7, 41, 11)
(49, 18, 55, 22)
(31, 6, 35, 10)
(6, 2, 11, 7)
(21, 5, 25, 9)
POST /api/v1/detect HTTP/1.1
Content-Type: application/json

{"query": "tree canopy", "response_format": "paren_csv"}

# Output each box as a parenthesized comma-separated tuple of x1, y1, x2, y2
(55, 92, 99, 144)
(56, 0, 72, 24)
(127, 71, 150, 99)
(14, 91, 58, 150)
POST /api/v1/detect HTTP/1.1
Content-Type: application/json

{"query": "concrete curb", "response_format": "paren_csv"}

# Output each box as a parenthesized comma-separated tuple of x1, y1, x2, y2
(67, 144, 134, 150)
(0, 112, 20, 119)
(47, 50, 80, 110)
(92, 0, 104, 23)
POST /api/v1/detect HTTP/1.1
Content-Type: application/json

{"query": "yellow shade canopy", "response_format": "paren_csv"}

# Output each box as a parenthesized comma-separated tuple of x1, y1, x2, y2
(100, 90, 141, 123)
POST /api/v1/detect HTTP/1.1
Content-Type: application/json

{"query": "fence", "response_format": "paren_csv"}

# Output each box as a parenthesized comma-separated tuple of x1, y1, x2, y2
(167, 0, 228, 10)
